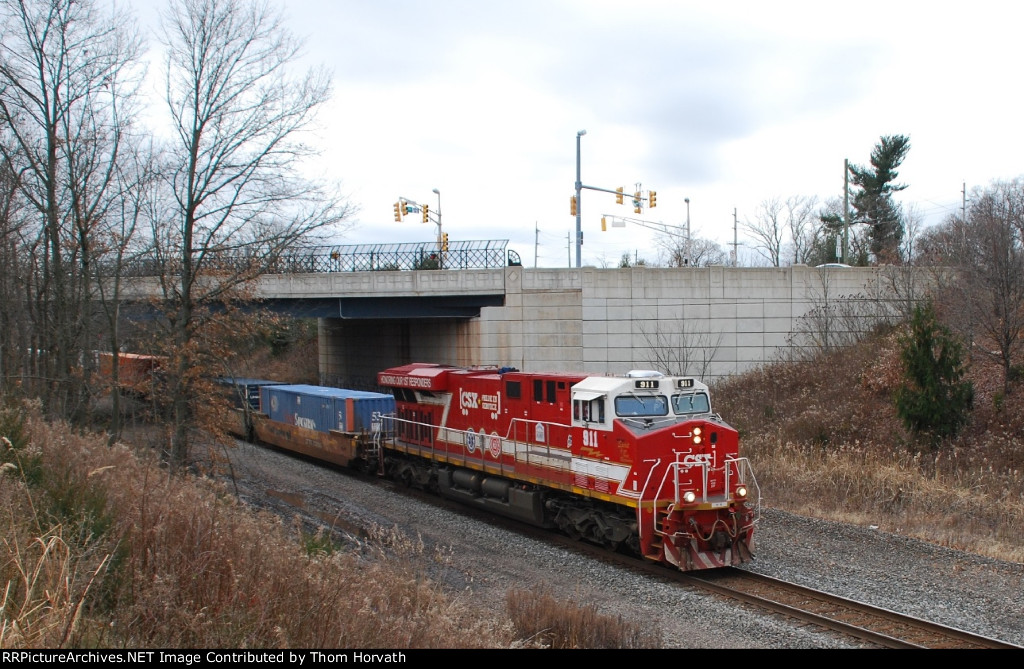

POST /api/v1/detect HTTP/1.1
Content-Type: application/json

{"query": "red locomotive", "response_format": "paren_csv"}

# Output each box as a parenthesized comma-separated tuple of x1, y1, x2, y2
(376, 363, 759, 571)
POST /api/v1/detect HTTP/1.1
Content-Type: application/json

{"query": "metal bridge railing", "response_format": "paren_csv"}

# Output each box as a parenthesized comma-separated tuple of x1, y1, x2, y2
(119, 240, 517, 277)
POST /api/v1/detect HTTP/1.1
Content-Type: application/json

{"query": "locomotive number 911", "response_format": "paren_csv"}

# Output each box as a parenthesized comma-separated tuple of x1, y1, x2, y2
(375, 363, 759, 572)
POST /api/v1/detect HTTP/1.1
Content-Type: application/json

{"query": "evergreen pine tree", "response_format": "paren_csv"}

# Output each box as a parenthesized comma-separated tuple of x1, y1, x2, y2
(849, 134, 911, 263)
(894, 301, 974, 448)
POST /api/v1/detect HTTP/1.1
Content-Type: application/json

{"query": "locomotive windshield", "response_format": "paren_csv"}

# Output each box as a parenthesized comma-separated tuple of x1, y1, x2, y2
(614, 393, 669, 417)
(671, 392, 711, 415)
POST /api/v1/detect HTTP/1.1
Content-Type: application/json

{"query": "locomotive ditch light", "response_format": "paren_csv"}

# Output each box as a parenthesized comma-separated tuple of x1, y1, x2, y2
(735, 485, 748, 499)
(682, 491, 696, 504)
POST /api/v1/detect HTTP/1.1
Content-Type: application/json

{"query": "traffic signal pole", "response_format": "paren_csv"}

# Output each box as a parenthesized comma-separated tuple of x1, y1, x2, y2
(575, 130, 585, 268)
(573, 130, 654, 268)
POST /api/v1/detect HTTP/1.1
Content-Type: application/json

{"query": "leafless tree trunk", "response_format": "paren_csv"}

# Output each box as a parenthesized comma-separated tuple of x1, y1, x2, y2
(0, 0, 141, 419)
(785, 195, 820, 265)
(955, 180, 1024, 395)
(637, 319, 723, 379)
(0, 155, 29, 394)
(93, 140, 157, 445)
(745, 197, 785, 267)
(156, 0, 354, 468)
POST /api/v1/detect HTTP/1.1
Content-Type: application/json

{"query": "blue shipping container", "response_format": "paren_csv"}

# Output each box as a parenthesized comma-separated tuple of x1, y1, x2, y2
(261, 384, 395, 434)
(216, 377, 286, 411)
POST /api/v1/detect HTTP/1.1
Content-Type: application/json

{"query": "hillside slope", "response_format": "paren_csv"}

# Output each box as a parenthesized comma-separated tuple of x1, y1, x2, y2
(713, 326, 1024, 562)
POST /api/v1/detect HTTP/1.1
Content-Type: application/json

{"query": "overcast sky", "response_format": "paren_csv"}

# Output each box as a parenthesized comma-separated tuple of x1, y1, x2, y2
(134, 0, 1024, 268)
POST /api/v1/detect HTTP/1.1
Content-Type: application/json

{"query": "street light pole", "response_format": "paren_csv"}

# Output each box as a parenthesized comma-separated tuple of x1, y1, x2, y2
(684, 197, 690, 242)
(432, 188, 442, 245)
(575, 129, 586, 268)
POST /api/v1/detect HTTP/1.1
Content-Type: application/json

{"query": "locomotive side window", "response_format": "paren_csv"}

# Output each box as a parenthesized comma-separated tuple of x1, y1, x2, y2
(672, 392, 711, 415)
(533, 379, 557, 403)
(615, 394, 669, 417)
(574, 397, 606, 424)
(506, 380, 521, 400)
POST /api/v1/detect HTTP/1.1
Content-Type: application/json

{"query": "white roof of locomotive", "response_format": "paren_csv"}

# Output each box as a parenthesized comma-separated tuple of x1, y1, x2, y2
(573, 372, 709, 397)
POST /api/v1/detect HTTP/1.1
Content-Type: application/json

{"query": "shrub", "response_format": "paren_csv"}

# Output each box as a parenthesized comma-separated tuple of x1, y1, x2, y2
(894, 301, 974, 449)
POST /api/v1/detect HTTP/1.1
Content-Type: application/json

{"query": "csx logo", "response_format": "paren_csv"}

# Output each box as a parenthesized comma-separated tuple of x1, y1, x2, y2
(682, 453, 712, 466)
(460, 391, 480, 410)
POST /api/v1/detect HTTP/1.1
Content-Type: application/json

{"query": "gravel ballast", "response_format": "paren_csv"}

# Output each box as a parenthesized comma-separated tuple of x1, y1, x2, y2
(217, 439, 1024, 649)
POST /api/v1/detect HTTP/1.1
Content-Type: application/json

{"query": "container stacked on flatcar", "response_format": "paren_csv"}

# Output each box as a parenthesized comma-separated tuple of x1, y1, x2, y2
(375, 363, 759, 571)
(223, 382, 394, 470)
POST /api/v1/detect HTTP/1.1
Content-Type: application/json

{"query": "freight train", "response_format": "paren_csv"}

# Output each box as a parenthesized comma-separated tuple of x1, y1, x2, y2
(223, 363, 760, 572)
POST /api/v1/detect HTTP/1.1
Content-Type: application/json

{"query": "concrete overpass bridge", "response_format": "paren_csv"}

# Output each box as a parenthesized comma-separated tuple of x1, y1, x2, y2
(123, 241, 904, 390)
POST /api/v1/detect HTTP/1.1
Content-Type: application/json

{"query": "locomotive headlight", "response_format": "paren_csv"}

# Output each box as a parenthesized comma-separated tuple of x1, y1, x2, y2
(735, 485, 748, 499)
(682, 491, 696, 504)
(692, 426, 702, 444)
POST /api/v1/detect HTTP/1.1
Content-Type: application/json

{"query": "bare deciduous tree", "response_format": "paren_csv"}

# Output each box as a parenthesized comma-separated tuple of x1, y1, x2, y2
(785, 195, 821, 265)
(745, 195, 823, 267)
(927, 179, 1024, 395)
(657, 232, 728, 267)
(637, 319, 722, 379)
(156, 0, 355, 467)
(745, 197, 785, 267)
(0, 0, 142, 418)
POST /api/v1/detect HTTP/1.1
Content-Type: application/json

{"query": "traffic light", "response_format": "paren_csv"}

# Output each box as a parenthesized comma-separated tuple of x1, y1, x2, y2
(570, 196, 577, 216)
(401, 202, 410, 217)
(601, 217, 607, 231)
(393, 202, 402, 221)
(441, 232, 449, 251)
(649, 190, 657, 208)
(633, 192, 642, 214)
(616, 187, 624, 205)
(422, 204, 429, 223)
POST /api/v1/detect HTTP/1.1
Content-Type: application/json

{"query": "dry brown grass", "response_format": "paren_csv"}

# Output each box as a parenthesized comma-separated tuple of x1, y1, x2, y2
(715, 326, 1024, 564)
(506, 588, 662, 648)
(0, 403, 652, 649)
(0, 406, 520, 648)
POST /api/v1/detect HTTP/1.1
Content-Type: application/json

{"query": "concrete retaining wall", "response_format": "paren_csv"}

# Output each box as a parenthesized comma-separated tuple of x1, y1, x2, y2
(318, 264, 914, 387)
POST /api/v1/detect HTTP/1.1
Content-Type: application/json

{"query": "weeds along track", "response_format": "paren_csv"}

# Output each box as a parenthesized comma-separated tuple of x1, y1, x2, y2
(221, 437, 1024, 650)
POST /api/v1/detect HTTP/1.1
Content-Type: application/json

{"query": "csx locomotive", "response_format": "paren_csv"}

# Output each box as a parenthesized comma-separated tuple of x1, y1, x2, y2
(227, 363, 760, 572)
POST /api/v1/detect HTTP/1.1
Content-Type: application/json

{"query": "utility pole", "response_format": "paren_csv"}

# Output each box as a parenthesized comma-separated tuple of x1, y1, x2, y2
(534, 222, 539, 268)
(843, 158, 850, 264)
(732, 208, 739, 267)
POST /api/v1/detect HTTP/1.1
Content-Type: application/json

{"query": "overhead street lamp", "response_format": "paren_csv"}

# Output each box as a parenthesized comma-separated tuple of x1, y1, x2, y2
(432, 188, 442, 246)
(575, 129, 586, 268)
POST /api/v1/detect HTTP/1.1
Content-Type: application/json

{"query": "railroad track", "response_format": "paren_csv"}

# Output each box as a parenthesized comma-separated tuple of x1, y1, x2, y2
(357, 480, 1023, 649)
(682, 569, 1021, 649)
(235, 440, 1023, 650)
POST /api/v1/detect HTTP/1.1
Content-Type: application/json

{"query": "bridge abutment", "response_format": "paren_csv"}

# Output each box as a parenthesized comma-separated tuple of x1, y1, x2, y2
(311, 264, 913, 389)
